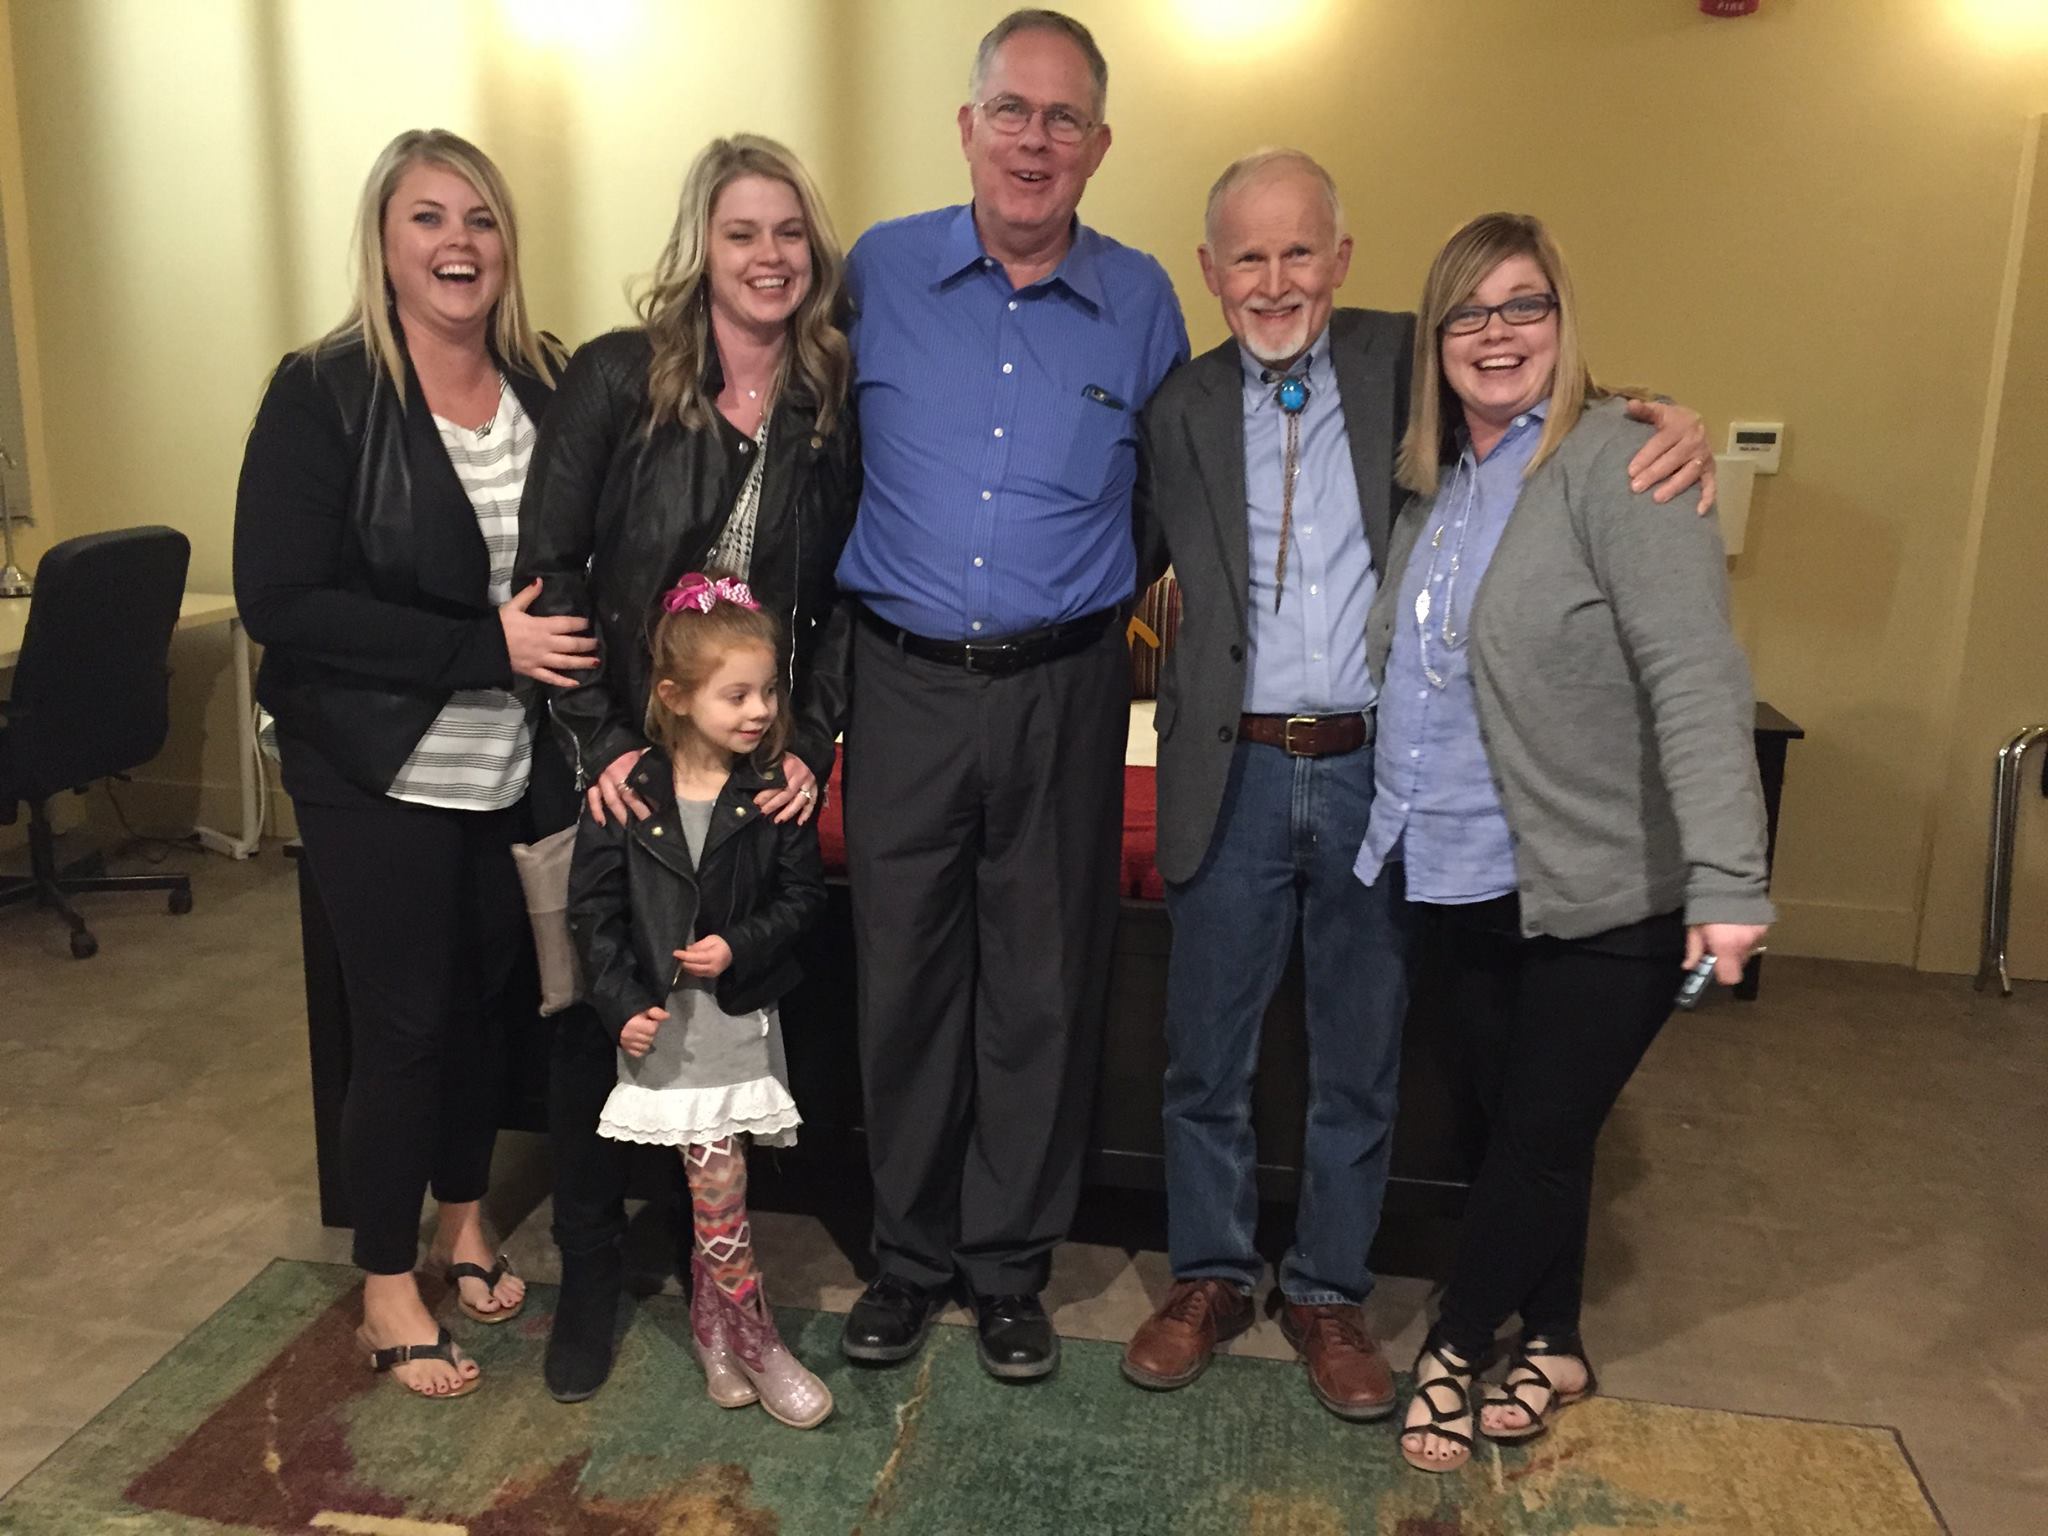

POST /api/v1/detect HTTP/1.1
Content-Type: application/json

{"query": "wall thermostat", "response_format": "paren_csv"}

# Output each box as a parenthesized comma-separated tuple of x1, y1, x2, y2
(1726, 421, 1785, 474)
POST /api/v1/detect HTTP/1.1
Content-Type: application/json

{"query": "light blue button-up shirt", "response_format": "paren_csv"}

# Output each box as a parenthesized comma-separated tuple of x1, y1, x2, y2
(1354, 404, 1547, 903)
(835, 205, 1189, 641)
(1240, 330, 1377, 714)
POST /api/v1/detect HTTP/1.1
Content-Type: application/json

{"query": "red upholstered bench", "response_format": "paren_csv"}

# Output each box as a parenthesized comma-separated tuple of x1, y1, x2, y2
(791, 741, 1474, 1221)
(297, 587, 1478, 1239)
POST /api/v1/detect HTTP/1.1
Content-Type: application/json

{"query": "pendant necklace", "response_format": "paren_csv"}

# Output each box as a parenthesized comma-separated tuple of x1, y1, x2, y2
(1264, 368, 1312, 611)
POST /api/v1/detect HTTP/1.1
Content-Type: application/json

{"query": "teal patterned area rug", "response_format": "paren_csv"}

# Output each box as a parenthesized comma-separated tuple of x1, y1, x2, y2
(0, 1260, 1945, 1535)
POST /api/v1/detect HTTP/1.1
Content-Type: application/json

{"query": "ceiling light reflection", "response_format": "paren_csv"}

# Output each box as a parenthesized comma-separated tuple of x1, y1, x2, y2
(1170, 0, 1331, 58)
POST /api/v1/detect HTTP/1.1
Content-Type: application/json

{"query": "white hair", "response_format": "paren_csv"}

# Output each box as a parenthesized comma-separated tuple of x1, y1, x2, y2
(1203, 149, 1345, 248)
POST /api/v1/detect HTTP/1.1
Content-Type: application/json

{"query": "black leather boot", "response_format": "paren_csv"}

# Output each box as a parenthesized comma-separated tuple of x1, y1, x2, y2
(545, 1241, 623, 1403)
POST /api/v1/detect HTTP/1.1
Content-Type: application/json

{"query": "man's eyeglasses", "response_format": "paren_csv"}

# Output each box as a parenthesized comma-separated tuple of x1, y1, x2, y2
(1440, 293, 1559, 336)
(977, 94, 1095, 146)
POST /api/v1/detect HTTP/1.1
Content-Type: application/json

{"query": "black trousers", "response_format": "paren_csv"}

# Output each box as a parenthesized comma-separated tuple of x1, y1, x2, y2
(1427, 895, 1684, 1361)
(294, 788, 530, 1275)
(844, 617, 1127, 1297)
(548, 998, 633, 1258)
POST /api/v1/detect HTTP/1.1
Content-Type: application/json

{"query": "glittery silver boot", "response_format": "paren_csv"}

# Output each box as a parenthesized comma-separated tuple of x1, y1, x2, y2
(690, 1255, 759, 1408)
(720, 1278, 833, 1429)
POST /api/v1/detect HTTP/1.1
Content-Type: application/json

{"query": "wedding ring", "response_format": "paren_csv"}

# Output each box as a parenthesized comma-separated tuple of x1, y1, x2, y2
(799, 785, 816, 801)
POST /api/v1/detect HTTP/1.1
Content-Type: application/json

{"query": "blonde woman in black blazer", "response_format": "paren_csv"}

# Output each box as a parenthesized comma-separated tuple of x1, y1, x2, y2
(234, 129, 583, 1401)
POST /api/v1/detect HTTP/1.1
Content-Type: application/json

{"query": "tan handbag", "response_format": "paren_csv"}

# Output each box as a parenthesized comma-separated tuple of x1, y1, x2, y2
(510, 824, 583, 1015)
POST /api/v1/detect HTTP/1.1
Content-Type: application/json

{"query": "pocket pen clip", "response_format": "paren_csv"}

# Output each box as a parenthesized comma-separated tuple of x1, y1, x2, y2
(1081, 384, 1127, 411)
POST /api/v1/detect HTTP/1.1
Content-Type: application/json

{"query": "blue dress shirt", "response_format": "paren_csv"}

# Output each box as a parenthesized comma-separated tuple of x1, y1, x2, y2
(835, 205, 1189, 641)
(1355, 404, 1547, 903)
(1240, 329, 1377, 714)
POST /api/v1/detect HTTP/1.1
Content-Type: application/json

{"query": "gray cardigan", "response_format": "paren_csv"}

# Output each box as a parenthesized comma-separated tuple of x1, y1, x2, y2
(1366, 398, 1775, 938)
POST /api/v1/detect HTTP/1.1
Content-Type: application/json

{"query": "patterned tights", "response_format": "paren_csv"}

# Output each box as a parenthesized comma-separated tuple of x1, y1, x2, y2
(682, 1137, 759, 1302)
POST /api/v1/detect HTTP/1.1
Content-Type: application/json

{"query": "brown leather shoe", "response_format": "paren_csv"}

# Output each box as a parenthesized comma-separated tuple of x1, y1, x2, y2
(1279, 1302, 1395, 1421)
(1121, 1279, 1255, 1390)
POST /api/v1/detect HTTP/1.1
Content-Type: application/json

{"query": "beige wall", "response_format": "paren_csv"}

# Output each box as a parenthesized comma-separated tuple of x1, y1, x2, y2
(1916, 115, 2048, 978)
(1, 0, 840, 838)
(2, 0, 2045, 969)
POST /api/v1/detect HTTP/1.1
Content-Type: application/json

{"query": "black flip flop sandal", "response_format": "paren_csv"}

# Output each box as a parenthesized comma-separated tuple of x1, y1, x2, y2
(445, 1253, 524, 1324)
(354, 1323, 481, 1399)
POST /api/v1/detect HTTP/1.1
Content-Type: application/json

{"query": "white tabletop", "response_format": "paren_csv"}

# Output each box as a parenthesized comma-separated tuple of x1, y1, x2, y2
(1126, 698, 1157, 768)
(0, 590, 237, 669)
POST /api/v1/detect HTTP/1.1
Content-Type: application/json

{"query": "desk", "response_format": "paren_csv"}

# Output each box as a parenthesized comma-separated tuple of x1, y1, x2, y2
(0, 591, 261, 858)
(1746, 702, 1805, 1000)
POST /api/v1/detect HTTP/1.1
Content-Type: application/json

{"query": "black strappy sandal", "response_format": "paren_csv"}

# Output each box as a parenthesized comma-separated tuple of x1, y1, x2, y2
(444, 1253, 523, 1324)
(1400, 1336, 1476, 1474)
(1481, 1335, 1598, 1444)
(354, 1324, 481, 1399)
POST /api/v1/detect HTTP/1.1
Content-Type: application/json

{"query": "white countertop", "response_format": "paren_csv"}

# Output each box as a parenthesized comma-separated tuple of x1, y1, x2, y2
(0, 590, 237, 669)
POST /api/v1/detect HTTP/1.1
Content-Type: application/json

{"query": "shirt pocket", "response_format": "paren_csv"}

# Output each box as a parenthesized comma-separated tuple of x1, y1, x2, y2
(1057, 387, 1134, 501)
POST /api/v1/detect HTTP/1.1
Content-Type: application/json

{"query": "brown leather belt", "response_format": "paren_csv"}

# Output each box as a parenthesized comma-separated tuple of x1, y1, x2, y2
(1237, 711, 1371, 757)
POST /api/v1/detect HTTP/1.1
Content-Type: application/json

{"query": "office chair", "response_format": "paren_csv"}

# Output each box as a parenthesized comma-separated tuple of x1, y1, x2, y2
(0, 526, 195, 958)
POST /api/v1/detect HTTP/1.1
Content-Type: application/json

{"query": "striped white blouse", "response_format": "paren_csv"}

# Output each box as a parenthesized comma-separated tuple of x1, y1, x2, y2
(386, 381, 535, 810)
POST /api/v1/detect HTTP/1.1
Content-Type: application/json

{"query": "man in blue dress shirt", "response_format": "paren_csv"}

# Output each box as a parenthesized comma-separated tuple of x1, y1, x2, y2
(1123, 152, 1713, 1419)
(834, 9, 1189, 1381)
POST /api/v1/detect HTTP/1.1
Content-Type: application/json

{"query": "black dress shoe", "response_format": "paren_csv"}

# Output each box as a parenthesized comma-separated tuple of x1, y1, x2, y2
(545, 1243, 623, 1403)
(841, 1273, 943, 1363)
(974, 1293, 1059, 1380)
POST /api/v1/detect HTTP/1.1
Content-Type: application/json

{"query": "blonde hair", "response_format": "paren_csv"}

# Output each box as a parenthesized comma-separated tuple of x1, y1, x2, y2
(635, 135, 849, 437)
(643, 581, 791, 770)
(1395, 212, 1606, 496)
(313, 128, 560, 391)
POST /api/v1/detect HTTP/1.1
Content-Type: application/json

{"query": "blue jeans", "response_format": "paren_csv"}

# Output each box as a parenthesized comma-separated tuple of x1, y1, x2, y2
(1162, 740, 1412, 1304)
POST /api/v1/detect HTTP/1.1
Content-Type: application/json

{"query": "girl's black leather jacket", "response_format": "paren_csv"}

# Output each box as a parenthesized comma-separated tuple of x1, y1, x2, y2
(566, 750, 827, 1042)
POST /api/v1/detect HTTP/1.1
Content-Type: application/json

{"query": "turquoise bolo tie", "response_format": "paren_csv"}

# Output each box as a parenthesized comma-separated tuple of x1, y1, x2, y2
(1267, 371, 1310, 610)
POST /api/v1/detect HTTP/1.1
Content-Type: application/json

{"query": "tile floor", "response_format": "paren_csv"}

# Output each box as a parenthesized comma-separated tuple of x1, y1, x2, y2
(2, 848, 2042, 1534)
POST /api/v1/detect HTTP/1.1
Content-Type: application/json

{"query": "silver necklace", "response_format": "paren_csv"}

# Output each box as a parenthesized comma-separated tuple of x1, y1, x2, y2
(472, 375, 507, 440)
(1416, 461, 1480, 688)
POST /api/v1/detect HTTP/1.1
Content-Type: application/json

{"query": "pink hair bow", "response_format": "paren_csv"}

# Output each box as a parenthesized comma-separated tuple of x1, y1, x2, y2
(661, 573, 760, 614)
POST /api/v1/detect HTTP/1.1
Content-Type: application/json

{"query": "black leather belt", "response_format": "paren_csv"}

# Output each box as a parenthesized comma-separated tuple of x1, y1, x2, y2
(1237, 711, 1372, 757)
(859, 605, 1117, 677)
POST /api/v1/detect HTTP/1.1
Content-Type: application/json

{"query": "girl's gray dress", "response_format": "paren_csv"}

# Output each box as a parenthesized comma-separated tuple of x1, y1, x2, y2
(595, 796, 800, 1148)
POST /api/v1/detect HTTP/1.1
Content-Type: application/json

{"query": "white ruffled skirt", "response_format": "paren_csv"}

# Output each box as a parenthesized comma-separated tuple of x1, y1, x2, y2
(597, 1075, 801, 1147)
(596, 994, 800, 1148)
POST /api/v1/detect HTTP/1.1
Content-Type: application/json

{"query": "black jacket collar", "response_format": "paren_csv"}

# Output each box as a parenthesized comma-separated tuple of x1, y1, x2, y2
(351, 318, 560, 614)
(624, 751, 788, 877)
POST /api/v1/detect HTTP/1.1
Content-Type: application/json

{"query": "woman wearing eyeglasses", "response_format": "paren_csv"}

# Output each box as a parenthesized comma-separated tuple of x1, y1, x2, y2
(1351, 212, 1773, 1473)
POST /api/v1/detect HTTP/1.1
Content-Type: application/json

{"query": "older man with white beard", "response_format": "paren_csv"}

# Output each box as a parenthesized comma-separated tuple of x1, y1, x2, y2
(1122, 150, 1712, 1420)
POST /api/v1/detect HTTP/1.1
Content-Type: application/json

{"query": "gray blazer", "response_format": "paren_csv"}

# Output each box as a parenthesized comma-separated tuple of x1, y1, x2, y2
(1137, 307, 1415, 884)
(1366, 398, 1775, 937)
